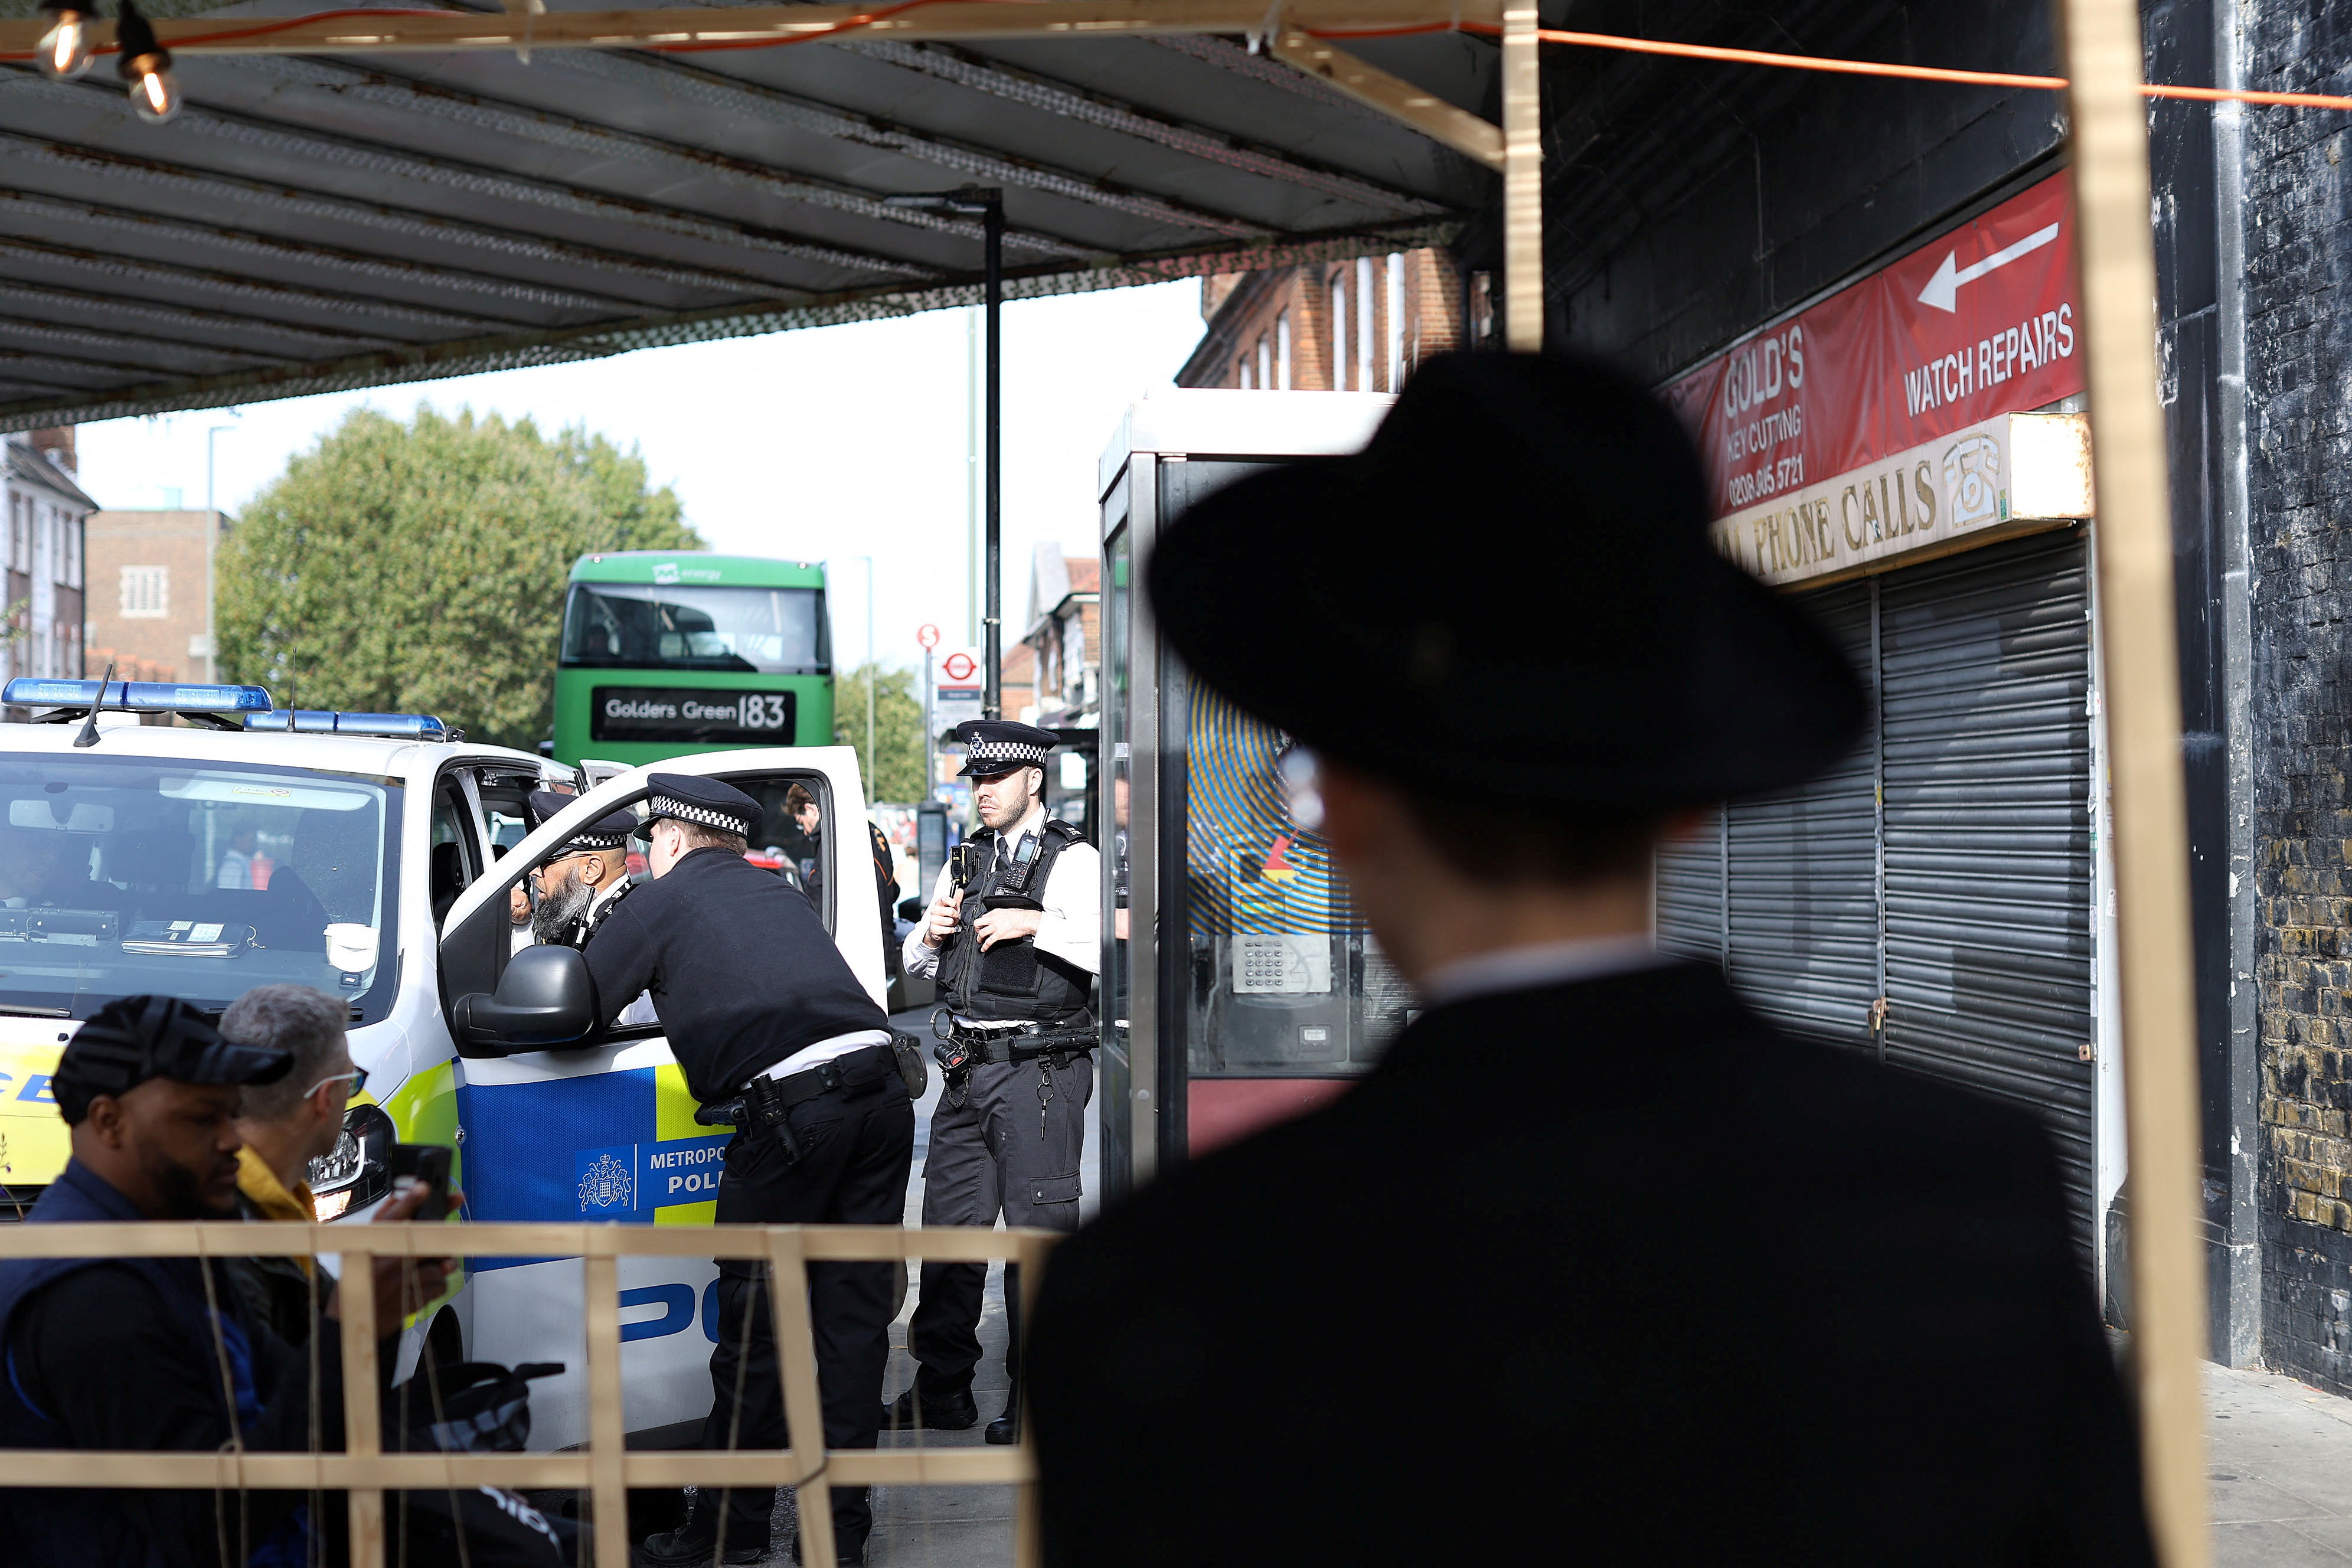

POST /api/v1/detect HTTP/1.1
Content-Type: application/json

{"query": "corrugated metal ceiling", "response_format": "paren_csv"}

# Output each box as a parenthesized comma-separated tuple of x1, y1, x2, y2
(0, 1, 1497, 429)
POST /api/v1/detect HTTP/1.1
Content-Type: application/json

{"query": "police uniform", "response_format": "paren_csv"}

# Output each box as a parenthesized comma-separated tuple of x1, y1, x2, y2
(892, 720, 1099, 1447)
(583, 775, 913, 1568)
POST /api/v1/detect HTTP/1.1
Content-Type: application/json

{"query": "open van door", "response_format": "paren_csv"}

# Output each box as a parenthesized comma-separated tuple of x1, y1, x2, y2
(432, 746, 881, 1449)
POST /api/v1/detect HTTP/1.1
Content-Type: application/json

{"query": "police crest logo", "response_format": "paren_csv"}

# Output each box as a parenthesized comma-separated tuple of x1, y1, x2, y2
(577, 1150, 635, 1213)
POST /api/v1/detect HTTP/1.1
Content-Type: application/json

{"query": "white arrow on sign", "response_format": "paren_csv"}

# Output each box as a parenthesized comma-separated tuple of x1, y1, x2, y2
(1916, 221, 2062, 313)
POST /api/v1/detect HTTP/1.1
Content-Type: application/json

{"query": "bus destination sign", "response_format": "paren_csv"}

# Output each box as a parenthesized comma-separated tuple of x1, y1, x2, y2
(590, 687, 798, 744)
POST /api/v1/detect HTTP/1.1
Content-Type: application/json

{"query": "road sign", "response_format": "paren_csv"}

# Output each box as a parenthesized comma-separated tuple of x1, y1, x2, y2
(916, 623, 940, 651)
(935, 647, 985, 732)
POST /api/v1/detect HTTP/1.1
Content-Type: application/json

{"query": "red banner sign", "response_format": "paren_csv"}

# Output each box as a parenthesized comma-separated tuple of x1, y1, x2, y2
(1664, 172, 2083, 520)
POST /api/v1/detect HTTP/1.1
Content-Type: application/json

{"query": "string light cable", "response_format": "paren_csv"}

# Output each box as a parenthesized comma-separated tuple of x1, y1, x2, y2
(6, 0, 2352, 106)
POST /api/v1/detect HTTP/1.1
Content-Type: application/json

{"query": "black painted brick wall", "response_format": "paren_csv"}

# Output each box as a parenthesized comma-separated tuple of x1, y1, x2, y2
(2245, 0, 2352, 1392)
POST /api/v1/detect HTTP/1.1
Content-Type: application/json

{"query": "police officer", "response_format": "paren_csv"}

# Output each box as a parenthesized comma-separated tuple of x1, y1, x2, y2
(890, 720, 1099, 1446)
(525, 790, 638, 950)
(584, 775, 913, 1568)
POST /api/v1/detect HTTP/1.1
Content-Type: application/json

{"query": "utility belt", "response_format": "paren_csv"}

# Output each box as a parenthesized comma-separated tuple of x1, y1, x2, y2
(694, 1040, 919, 1169)
(930, 1015, 1098, 1076)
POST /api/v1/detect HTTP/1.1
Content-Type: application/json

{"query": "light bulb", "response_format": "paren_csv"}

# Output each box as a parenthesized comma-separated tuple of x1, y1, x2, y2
(37, 9, 93, 80)
(125, 55, 179, 123)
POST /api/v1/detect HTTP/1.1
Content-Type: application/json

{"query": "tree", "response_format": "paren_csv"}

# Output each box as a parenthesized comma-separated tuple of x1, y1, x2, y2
(833, 662, 927, 803)
(216, 406, 701, 750)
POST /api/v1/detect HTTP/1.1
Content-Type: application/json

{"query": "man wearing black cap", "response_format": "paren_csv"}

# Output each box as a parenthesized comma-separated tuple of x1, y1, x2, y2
(1025, 354, 2154, 1564)
(584, 774, 912, 1568)
(0, 994, 452, 1568)
(527, 789, 640, 950)
(890, 718, 1099, 1446)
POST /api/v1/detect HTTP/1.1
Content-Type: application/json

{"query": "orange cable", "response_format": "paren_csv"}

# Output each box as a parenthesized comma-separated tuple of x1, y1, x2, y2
(1307, 18, 2352, 113)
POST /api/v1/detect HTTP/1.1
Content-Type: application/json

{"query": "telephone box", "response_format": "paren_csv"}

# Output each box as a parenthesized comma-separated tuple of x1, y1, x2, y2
(1096, 390, 1407, 1203)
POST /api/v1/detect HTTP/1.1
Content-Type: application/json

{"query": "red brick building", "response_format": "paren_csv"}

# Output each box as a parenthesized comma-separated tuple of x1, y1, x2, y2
(1175, 250, 1472, 391)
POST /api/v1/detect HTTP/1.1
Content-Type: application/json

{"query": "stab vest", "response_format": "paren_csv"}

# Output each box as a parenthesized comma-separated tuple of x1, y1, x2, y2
(939, 820, 1091, 1024)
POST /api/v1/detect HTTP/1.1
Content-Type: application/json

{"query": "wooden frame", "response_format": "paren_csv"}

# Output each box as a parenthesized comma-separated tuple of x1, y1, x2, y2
(0, 0, 2216, 1557)
(2057, 0, 2210, 1561)
(0, 1222, 1057, 1568)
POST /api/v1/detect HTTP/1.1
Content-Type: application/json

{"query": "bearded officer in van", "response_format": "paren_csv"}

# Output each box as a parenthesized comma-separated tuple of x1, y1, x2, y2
(889, 719, 1099, 1447)
(581, 775, 913, 1568)
(526, 791, 638, 950)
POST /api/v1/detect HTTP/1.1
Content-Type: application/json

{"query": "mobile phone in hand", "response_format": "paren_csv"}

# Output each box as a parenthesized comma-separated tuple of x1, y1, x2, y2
(388, 1142, 453, 1222)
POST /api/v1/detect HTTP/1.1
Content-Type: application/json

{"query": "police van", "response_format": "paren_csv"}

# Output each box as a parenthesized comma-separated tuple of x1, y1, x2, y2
(0, 677, 886, 1448)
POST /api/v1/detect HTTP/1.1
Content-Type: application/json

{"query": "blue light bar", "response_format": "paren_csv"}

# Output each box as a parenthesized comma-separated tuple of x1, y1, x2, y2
(246, 710, 450, 740)
(2, 678, 273, 713)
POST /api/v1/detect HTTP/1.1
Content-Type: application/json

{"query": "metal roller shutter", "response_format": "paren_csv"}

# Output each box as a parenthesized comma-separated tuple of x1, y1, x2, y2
(1654, 807, 1723, 965)
(1723, 583, 1880, 1050)
(1879, 531, 2095, 1243)
(1651, 529, 2096, 1247)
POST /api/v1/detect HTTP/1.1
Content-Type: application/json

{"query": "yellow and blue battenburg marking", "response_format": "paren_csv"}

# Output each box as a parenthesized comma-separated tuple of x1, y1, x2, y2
(455, 1060, 728, 1270)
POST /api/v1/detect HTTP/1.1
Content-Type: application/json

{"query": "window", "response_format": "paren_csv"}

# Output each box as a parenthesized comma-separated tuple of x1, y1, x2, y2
(1356, 256, 1376, 393)
(1237, 357, 1253, 389)
(1256, 336, 1272, 390)
(62, 515, 79, 586)
(560, 583, 829, 672)
(120, 566, 168, 618)
(1276, 311, 1292, 389)
(1387, 253, 1406, 389)
(0, 753, 401, 1022)
(1329, 275, 1347, 390)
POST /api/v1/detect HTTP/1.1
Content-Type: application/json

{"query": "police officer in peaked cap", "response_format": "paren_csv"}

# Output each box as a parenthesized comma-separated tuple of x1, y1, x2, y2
(584, 774, 913, 1568)
(889, 719, 1100, 1446)
(525, 789, 639, 951)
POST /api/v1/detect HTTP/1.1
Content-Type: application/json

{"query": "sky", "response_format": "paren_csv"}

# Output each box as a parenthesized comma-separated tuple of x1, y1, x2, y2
(74, 280, 1208, 676)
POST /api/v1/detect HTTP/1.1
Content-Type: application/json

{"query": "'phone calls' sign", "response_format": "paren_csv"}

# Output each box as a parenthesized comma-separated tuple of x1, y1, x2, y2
(1663, 172, 2083, 523)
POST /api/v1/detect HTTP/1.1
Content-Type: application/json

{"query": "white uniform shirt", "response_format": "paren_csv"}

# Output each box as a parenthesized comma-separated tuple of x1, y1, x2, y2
(902, 813, 1102, 1008)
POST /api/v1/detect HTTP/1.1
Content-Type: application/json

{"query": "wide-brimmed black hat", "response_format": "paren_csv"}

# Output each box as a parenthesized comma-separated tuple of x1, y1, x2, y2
(1146, 351, 1866, 808)
(55, 994, 292, 1124)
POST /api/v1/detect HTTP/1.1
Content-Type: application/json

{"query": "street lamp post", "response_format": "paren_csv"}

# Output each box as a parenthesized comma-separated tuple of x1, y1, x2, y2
(882, 185, 1004, 719)
(205, 422, 236, 514)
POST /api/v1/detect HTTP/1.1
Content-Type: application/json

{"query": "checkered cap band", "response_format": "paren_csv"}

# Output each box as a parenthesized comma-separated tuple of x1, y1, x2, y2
(966, 739, 1048, 769)
(567, 829, 630, 851)
(647, 794, 753, 835)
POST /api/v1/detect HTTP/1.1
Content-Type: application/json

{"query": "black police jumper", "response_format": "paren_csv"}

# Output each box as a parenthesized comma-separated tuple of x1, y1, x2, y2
(582, 845, 884, 1103)
(583, 844, 912, 1555)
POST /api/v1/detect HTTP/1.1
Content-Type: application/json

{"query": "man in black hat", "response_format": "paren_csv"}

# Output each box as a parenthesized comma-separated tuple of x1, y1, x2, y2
(890, 718, 1099, 1446)
(585, 775, 913, 1568)
(1025, 354, 2154, 1564)
(0, 995, 452, 1568)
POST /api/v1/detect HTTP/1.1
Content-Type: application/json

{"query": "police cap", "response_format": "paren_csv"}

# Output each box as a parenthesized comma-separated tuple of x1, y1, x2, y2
(954, 719, 1057, 779)
(54, 994, 292, 1125)
(635, 773, 763, 839)
(531, 789, 636, 853)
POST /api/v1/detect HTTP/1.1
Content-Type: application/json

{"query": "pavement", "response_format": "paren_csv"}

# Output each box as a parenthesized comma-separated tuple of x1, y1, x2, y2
(2209, 1359, 2352, 1564)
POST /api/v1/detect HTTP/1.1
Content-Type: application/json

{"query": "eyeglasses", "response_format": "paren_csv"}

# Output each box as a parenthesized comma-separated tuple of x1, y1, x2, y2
(304, 1066, 367, 1100)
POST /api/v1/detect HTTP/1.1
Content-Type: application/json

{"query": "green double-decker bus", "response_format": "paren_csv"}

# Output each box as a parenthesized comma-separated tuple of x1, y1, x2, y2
(552, 553, 834, 767)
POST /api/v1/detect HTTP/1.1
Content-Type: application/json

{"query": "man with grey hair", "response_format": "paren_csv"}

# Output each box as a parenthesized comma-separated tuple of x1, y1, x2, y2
(218, 984, 361, 1344)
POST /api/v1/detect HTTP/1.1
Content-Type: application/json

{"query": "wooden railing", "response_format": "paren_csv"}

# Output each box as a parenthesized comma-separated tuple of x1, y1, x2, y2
(0, 1221, 1056, 1568)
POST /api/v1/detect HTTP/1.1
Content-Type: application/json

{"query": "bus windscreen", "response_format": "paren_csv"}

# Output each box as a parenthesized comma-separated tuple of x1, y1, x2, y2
(560, 583, 828, 674)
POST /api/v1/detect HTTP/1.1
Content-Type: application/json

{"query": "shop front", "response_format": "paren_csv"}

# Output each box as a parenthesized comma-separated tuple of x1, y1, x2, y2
(1654, 171, 2117, 1263)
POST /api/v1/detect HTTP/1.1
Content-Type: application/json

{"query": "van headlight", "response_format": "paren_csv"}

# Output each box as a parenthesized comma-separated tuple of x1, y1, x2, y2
(309, 1103, 394, 1221)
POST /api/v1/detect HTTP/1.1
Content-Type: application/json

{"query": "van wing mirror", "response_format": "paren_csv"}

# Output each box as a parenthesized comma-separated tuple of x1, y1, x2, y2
(453, 945, 600, 1052)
